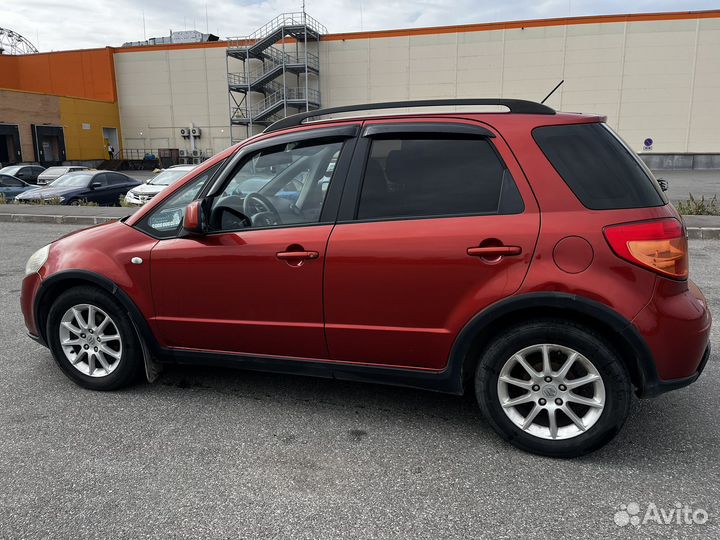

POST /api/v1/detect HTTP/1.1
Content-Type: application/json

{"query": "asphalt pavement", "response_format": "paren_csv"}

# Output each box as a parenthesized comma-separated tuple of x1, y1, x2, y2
(0, 221, 718, 539)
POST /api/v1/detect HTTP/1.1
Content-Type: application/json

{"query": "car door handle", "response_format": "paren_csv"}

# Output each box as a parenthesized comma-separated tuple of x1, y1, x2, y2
(467, 245, 522, 257)
(276, 250, 319, 260)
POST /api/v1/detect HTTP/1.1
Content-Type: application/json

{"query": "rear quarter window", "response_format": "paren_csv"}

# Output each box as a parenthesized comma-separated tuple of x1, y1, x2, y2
(532, 123, 665, 210)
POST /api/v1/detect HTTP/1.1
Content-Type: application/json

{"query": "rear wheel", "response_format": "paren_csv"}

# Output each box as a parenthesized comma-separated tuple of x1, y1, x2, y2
(475, 320, 631, 457)
(46, 286, 143, 390)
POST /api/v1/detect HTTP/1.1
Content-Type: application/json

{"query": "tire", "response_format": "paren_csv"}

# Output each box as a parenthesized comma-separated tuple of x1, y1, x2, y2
(46, 286, 143, 390)
(475, 319, 631, 458)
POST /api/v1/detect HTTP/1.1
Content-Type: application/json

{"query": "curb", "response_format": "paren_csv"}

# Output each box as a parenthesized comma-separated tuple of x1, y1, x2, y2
(1, 212, 720, 239)
(0, 213, 119, 225)
(687, 227, 720, 240)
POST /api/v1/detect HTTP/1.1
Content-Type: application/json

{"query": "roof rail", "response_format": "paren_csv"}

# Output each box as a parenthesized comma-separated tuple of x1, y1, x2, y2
(264, 98, 555, 133)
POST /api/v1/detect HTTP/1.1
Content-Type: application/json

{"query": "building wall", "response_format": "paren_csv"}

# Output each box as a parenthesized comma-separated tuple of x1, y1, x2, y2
(0, 89, 61, 161)
(113, 45, 231, 157)
(0, 89, 121, 162)
(59, 97, 122, 160)
(319, 12, 720, 153)
(109, 10, 720, 156)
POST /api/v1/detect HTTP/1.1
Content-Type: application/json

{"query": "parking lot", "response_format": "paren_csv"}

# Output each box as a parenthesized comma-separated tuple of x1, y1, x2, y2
(1, 221, 718, 539)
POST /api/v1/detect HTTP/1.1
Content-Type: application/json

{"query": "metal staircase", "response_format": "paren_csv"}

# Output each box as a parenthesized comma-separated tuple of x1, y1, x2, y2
(226, 13, 326, 141)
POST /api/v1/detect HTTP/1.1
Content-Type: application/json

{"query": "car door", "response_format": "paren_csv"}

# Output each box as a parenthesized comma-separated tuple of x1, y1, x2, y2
(86, 173, 114, 205)
(15, 167, 32, 183)
(0, 175, 17, 198)
(323, 119, 541, 370)
(145, 126, 358, 359)
(0, 175, 28, 198)
(28, 166, 43, 183)
(107, 173, 135, 204)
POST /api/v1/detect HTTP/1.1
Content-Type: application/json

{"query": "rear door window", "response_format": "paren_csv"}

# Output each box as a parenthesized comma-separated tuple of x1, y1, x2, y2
(357, 136, 524, 220)
(533, 123, 665, 210)
(1, 176, 24, 187)
(107, 173, 128, 185)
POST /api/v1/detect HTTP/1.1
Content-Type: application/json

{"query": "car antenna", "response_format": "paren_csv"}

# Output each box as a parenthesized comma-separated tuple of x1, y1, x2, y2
(540, 80, 564, 104)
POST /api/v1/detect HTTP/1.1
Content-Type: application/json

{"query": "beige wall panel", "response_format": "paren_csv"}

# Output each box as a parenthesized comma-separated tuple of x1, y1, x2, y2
(116, 47, 231, 155)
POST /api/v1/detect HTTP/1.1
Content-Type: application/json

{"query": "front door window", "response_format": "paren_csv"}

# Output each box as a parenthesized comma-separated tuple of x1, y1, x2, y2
(210, 140, 342, 231)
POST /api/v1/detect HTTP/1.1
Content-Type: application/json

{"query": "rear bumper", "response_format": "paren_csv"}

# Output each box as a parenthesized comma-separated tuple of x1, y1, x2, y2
(637, 344, 711, 398)
(633, 278, 712, 397)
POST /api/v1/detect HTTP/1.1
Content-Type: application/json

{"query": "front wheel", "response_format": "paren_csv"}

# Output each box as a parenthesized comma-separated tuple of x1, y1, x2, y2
(46, 286, 143, 390)
(475, 320, 631, 458)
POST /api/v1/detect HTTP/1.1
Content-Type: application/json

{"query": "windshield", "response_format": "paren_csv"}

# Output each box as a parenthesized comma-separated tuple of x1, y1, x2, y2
(0, 166, 21, 176)
(50, 173, 92, 188)
(148, 169, 192, 186)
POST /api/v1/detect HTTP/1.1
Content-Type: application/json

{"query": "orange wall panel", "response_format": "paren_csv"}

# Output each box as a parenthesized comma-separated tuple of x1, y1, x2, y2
(0, 48, 116, 102)
(0, 56, 19, 89)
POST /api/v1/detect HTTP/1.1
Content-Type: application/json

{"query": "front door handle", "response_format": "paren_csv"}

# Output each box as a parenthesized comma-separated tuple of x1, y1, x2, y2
(467, 245, 522, 257)
(276, 250, 319, 261)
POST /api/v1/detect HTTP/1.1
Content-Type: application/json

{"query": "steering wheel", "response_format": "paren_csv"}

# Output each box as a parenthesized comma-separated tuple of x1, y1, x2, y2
(209, 195, 252, 230)
(243, 192, 281, 226)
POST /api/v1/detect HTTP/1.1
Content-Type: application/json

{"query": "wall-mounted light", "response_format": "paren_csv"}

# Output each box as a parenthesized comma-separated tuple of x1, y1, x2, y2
(139, 131, 143, 136)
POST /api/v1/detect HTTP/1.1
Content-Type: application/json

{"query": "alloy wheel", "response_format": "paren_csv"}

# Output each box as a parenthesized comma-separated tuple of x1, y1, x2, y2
(497, 343, 606, 440)
(58, 304, 123, 377)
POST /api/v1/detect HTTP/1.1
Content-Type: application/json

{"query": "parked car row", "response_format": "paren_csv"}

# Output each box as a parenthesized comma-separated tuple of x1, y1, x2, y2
(1, 164, 197, 206)
(15, 170, 140, 205)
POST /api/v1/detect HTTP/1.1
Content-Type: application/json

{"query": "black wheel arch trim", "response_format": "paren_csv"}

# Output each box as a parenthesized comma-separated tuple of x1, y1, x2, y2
(33, 270, 165, 359)
(33, 276, 681, 397)
(447, 292, 664, 398)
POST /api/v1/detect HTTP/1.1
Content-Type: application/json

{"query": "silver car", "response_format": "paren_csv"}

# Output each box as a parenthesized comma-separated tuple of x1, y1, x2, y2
(37, 166, 89, 185)
(124, 165, 196, 206)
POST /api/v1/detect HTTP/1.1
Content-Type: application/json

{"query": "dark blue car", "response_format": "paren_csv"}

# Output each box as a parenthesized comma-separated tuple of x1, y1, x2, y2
(0, 174, 34, 200)
(15, 170, 141, 206)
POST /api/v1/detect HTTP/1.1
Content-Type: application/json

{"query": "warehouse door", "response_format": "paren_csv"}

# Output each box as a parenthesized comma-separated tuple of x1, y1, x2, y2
(31, 125, 66, 165)
(0, 124, 22, 164)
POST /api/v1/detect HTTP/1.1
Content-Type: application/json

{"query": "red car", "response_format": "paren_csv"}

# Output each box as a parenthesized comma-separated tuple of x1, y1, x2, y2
(20, 99, 711, 457)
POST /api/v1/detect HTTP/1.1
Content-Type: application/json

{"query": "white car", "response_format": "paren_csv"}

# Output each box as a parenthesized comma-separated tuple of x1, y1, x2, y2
(37, 166, 89, 185)
(124, 165, 196, 206)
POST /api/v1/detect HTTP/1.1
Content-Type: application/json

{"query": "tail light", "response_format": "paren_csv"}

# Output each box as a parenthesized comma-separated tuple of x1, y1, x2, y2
(603, 218, 688, 279)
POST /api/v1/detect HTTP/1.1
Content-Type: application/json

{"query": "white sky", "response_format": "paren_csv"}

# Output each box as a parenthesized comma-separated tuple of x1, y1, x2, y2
(4, 0, 718, 51)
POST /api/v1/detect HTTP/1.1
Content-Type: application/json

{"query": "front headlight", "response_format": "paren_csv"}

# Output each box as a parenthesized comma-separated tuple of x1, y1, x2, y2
(25, 244, 50, 276)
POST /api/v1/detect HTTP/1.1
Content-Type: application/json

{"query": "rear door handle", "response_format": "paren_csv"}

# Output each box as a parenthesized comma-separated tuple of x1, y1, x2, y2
(276, 250, 319, 260)
(467, 246, 522, 257)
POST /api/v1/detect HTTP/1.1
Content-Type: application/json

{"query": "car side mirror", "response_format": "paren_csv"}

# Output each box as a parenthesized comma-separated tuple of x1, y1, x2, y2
(90, 182, 102, 189)
(182, 200, 205, 235)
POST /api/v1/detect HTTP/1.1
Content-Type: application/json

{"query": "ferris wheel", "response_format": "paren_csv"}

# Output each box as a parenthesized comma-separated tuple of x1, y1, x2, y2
(0, 27, 39, 55)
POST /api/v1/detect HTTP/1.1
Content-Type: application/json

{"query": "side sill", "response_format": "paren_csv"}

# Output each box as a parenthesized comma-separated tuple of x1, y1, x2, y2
(168, 348, 464, 395)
